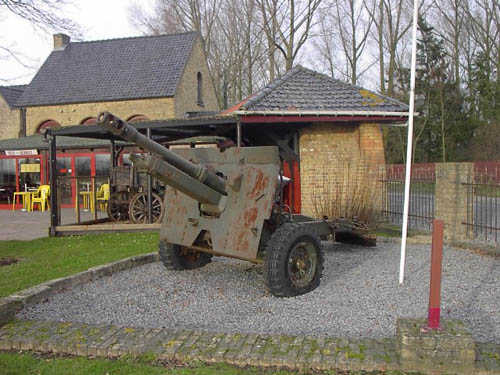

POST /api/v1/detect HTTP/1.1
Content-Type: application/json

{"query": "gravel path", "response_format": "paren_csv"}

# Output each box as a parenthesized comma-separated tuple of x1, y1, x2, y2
(19, 241, 500, 343)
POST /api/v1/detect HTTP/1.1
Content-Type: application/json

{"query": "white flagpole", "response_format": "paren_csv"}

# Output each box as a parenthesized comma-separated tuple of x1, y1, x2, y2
(399, 0, 419, 284)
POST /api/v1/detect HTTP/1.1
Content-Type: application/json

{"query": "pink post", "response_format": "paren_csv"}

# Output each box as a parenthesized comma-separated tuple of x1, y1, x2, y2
(428, 219, 444, 330)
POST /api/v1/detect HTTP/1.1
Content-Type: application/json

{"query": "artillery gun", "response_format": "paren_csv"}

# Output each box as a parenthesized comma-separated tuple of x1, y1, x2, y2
(98, 112, 369, 297)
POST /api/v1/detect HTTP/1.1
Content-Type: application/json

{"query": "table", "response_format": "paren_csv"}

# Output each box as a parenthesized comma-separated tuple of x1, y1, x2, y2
(12, 192, 32, 212)
(79, 191, 95, 213)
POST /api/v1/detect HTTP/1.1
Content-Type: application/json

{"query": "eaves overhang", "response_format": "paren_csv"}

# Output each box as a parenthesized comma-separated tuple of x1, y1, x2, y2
(234, 110, 414, 126)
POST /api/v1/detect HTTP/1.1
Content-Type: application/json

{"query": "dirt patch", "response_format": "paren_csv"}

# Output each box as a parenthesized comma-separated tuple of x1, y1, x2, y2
(0, 257, 21, 266)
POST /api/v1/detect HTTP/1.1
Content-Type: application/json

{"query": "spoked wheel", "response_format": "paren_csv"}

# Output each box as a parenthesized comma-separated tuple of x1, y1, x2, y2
(107, 190, 130, 222)
(264, 223, 324, 297)
(159, 241, 212, 270)
(128, 192, 164, 224)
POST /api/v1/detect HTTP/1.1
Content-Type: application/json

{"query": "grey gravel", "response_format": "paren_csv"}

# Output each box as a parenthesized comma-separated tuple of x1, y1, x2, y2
(19, 241, 500, 343)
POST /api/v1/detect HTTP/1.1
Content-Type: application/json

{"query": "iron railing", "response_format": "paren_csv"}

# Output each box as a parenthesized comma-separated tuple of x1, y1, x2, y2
(381, 164, 435, 230)
(464, 163, 500, 244)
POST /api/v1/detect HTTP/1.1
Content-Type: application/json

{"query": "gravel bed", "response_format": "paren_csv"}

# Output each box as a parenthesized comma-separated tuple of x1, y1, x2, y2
(19, 241, 500, 343)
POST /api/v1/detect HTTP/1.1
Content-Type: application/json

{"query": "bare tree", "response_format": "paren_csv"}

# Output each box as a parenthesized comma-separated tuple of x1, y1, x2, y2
(468, 0, 500, 80)
(257, 0, 324, 72)
(433, 0, 467, 89)
(130, 0, 269, 107)
(0, 0, 81, 82)
(0, 0, 80, 34)
(316, 0, 374, 84)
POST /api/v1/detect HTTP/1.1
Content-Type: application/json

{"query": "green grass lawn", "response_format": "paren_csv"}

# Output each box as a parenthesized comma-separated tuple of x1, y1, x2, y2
(0, 232, 159, 298)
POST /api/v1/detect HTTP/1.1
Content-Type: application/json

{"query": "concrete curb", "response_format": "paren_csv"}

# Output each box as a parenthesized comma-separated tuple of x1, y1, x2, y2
(0, 252, 160, 326)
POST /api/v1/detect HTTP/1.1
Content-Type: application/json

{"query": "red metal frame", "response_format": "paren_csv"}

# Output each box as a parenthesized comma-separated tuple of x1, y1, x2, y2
(0, 154, 45, 209)
(282, 160, 301, 214)
(1, 151, 108, 210)
(240, 115, 407, 124)
(428, 219, 444, 330)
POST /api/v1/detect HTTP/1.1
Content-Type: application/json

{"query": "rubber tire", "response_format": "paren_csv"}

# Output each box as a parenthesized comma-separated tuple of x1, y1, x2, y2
(264, 223, 324, 297)
(158, 241, 212, 270)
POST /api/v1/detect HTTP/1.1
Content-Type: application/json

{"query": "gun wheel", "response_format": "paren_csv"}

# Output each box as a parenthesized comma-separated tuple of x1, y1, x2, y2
(159, 241, 212, 270)
(107, 190, 130, 222)
(264, 223, 324, 297)
(129, 192, 164, 224)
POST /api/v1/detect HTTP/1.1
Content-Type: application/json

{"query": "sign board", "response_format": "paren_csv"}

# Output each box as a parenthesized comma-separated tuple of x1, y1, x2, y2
(5, 149, 38, 156)
(20, 163, 41, 173)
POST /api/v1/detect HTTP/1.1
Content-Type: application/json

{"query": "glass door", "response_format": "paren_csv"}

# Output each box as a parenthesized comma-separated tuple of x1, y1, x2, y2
(57, 157, 73, 205)
(18, 158, 42, 192)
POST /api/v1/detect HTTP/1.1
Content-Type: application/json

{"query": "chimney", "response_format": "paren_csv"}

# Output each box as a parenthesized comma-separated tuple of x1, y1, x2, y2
(53, 33, 70, 50)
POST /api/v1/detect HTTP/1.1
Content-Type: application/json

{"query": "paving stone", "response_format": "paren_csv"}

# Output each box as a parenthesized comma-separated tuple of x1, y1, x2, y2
(107, 327, 149, 357)
(2, 319, 499, 374)
(231, 333, 258, 366)
(260, 335, 288, 367)
(127, 327, 163, 357)
(222, 333, 248, 365)
(246, 335, 270, 367)
(139, 329, 173, 359)
(85, 325, 117, 357)
(157, 330, 192, 361)
(320, 338, 338, 368)
(196, 333, 226, 363)
(17, 321, 60, 350)
(281, 335, 304, 369)
(174, 330, 203, 361)
(49, 322, 88, 354)
(95, 325, 121, 357)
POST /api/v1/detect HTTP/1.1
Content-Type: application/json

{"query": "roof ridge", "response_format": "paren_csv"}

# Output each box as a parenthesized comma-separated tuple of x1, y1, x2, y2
(68, 31, 198, 46)
(241, 66, 303, 110)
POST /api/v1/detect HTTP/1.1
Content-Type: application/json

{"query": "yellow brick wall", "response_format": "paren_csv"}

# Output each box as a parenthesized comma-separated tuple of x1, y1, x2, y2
(174, 38, 219, 117)
(299, 122, 385, 221)
(0, 97, 22, 139)
(26, 97, 175, 135)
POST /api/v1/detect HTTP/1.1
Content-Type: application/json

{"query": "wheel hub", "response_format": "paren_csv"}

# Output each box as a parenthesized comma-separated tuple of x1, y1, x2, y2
(287, 241, 317, 288)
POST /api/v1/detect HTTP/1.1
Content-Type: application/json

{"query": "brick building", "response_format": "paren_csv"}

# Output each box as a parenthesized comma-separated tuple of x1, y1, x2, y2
(0, 85, 26, 140)
(16, 31, 218, 134)
(0, 32, 219, 208)
(227, 66, 409, 217)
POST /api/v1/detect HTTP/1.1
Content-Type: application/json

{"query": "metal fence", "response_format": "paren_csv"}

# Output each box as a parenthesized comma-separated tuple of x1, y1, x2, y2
(464, 163, 500, 243)
(381, 164, 435, 230)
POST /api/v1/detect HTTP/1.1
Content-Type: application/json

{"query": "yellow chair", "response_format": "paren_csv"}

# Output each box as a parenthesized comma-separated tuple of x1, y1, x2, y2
(96, 183, 110, 211)
(31, 185, 50, 212)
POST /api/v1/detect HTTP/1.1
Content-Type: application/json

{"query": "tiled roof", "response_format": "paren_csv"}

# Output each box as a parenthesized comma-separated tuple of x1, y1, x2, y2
(240, 66, 408, 113)
(0, 85, 27, 108)
(16, 32, 198, 107)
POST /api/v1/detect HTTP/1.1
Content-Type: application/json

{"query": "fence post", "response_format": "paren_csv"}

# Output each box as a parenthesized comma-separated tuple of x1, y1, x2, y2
(435, 163, 474, 241)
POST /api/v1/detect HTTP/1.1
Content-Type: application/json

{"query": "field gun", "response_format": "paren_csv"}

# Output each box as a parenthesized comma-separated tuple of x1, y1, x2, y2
(98, 112, 370, 297)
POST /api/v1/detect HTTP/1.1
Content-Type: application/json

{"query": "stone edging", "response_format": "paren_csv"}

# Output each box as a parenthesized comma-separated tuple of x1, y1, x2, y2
(0, 252, 159, 326)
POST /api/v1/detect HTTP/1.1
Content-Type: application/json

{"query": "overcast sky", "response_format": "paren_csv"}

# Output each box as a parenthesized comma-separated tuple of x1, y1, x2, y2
(0, 0, 154, 85)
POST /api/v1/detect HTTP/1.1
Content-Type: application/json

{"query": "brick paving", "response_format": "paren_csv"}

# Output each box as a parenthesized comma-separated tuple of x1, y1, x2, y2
(0, 208, 107, 241)
(0, 319, 499, 373)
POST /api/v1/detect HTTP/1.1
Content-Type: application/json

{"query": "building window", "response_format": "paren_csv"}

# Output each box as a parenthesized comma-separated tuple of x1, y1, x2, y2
(80, 117, 97, 125)
(197, 72, 204, 106)
(127, 115, 150, 123)
(37, 120, 61, 134)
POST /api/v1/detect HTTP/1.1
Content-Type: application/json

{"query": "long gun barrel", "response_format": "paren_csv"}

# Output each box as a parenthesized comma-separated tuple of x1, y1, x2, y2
(97, 112, 227, 196)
